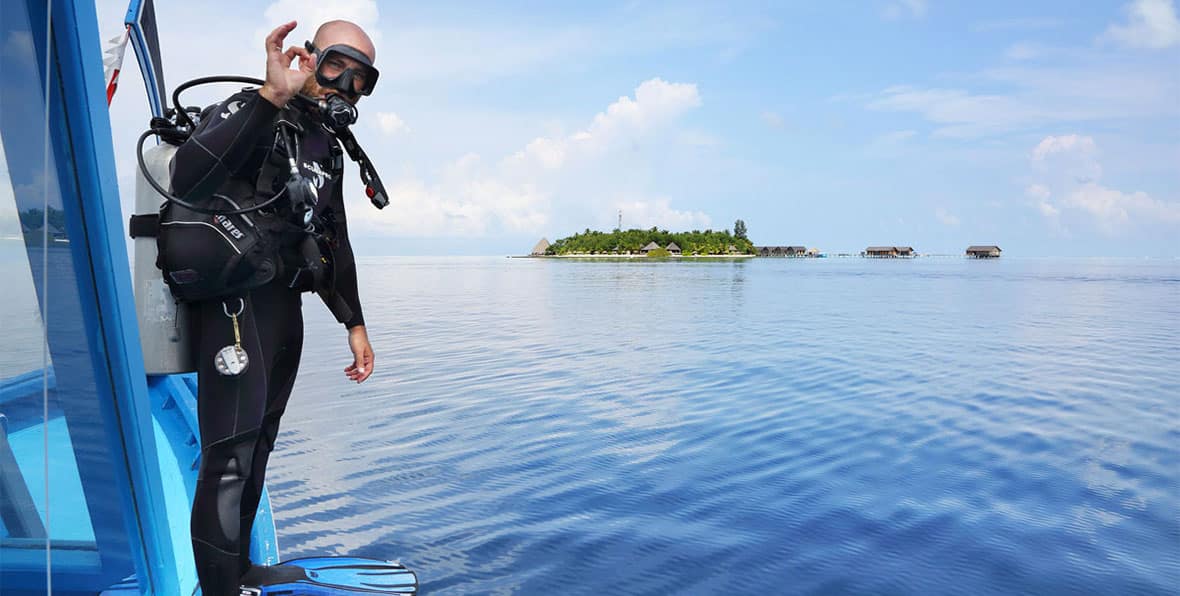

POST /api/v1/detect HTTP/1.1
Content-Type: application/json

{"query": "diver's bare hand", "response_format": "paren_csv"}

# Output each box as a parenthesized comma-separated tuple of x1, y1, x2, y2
(345, 325, 374, 383)
(259, 21, 315, 107)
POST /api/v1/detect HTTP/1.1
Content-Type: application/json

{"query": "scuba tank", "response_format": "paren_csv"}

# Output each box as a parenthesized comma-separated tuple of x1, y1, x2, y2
(132, 141, 196, 374)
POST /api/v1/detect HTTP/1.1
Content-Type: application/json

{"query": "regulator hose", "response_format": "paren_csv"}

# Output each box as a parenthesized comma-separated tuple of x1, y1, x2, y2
(136, 128, 288, 216)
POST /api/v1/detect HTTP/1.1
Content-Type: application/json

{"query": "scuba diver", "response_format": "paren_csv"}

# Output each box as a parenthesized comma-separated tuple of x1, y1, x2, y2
(165, 19, 380, 594)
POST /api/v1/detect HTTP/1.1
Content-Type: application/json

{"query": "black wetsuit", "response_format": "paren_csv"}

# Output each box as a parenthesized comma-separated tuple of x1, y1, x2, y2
(170, 90, 365, 595)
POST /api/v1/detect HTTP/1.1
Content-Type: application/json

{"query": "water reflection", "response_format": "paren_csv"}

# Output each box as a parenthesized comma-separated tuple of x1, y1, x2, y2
(0, 141, 47, 378)
(270, 256, 1180, 595)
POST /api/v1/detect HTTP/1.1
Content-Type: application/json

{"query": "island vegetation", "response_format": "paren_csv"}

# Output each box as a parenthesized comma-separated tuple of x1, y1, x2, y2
(547, 220, 755, 256)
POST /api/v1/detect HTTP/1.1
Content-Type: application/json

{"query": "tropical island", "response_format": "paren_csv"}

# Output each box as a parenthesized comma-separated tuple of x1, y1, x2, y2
(536, 220, 756, 257)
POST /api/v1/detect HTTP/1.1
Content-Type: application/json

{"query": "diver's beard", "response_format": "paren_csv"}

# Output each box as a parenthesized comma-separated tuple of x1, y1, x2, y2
(299, 78, 359, 105)
(299, 77, 321, 98)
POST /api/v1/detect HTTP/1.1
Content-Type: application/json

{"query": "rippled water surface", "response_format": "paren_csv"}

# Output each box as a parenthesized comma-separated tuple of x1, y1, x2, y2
(270, 256, 1180, 595)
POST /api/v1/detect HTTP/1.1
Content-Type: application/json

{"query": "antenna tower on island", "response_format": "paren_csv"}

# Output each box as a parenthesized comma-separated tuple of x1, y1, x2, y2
(618, 209, 623, 231)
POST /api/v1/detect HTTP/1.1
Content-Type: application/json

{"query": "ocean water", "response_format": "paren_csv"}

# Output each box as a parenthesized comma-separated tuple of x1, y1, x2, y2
(269, 256, 1179, 595)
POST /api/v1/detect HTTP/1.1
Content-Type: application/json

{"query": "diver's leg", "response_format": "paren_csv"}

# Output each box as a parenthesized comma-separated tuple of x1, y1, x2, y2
(190, 295, 267, 596)
(237, 286, 304, 575)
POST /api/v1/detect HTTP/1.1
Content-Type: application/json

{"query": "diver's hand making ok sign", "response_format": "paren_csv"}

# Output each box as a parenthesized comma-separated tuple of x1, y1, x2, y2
(259, 21, 315, 108)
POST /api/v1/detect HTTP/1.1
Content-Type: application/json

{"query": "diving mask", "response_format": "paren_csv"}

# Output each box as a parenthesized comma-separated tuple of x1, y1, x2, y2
(305, 41, 379, 98)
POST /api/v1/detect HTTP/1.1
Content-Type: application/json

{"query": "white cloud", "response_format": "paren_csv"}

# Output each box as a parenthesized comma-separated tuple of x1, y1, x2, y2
(1031, 134, 1102, 183)
(1026, 184, 1061, 219)
(1037, 203, 1061, 218)
(1028, 134, 1180, 233)
(375, 112, 409, 136)
(882, 0, 928, 20)
(369, 173, 548, 237)
(868, 86, 1039, 138)
(1102, 0, 1180, 49)
(866, 61, 1180, 137)
(506, 78, 701, 169)
(935, 207, 960, 226)
(1025, 184, 1051, 200)
(354, 78, 706, 238)
(616, 198, 711, 231)
(1063, 183, 1180, 231)
(587, 79, 702, 141)
(258, 0, 382, 47)
(1032, 134, 1098, 161)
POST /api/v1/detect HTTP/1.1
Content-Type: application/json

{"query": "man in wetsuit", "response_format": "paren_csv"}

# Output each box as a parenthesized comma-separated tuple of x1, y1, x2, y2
(169, 20, 377, 594)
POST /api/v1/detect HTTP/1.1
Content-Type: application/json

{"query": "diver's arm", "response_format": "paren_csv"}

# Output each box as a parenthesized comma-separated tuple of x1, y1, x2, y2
(330, 192, 372, 383)
(169, 92, 279, 200)
(330, 206, 366, 329)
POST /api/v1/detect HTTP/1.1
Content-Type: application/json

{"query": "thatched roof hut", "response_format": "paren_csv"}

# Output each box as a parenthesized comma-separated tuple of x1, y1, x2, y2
(531, 237, 551, 255)
(966, 245, 1001, 258)
(665, 242, 681, 255)
(863, 245, 915, 257)
(864, 246, 897, 257)
(641, 241, 661, 253)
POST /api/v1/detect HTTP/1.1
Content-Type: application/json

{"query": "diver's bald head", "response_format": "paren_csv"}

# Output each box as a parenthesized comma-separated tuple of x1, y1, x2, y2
(312, 20, 376, 63)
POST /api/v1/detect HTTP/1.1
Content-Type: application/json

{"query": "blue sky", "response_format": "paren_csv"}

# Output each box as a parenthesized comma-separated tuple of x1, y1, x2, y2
(96, 0, 1180, 256)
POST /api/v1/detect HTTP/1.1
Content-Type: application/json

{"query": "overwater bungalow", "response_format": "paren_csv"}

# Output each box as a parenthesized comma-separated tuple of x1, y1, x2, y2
(864, 246, 915, 258)
(966, 245, 1001, 258)
(754, 245, 809, 257)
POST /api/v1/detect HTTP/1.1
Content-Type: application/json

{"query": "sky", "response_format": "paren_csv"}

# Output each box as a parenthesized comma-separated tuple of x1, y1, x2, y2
(93, 0, 1180, 256)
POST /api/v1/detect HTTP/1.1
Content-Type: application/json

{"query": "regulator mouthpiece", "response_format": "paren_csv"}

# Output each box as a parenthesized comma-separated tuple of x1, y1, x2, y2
(319, 94, 358, 131)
